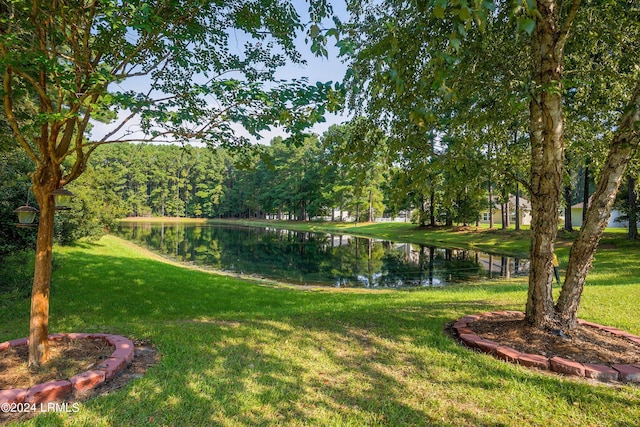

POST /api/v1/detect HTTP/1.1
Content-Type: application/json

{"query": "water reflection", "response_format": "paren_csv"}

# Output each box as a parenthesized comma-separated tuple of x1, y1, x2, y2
(113, 222, 529, 288)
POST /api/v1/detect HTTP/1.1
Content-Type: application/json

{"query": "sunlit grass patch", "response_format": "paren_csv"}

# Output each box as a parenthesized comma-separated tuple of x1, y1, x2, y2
(2, 231, 640, 426)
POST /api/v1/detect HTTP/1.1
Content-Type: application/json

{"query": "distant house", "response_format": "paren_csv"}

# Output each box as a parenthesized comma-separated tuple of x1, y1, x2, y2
(479, 195, 532, 226)
(570, 202, 628, 228)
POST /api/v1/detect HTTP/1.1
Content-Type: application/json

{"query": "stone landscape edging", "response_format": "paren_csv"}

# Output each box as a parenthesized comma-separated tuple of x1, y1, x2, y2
(454, 311, 640, 383)
(0, 333, 135, 406)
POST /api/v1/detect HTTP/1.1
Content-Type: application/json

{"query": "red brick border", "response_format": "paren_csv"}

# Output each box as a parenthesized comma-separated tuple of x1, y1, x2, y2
(0, 333, 134, 405)
(453, 312, 640, 384)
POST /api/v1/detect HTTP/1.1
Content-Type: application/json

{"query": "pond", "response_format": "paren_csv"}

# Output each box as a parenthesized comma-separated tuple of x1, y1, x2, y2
(113, 222, 530, 288)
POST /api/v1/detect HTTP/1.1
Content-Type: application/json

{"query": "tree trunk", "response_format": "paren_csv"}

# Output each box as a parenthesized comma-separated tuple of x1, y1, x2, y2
(28, 180, 57, 369)
(429, 190, 436, 226)
(505, 201, 510, 228)
(298, 201, 305, 221)
(582, 164, 589, 224)
(564, 183, 573, 231)
(628, 174, 637, 240)
(515, 184, 521, 231)
(176, 185, 181, 217)
(556, 81, 640, 330)
(525, 0, 566, 329)
(368, 189, 373, 222)
(488, 181, 494, 229)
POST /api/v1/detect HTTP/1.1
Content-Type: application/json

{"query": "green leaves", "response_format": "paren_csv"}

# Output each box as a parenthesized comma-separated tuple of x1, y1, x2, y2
(432, 0, 449, 19)
(431, 0, 493, 31)
(309, 24, 321, 39)
(517, 17, 536, 35)
(2, 0, 342, 173)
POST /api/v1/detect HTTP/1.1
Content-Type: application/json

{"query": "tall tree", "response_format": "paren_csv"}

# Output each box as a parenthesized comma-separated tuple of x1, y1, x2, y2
(323, 118, 388, 222)
(342, 0, 640, 331)
(1, 0, 336, 368)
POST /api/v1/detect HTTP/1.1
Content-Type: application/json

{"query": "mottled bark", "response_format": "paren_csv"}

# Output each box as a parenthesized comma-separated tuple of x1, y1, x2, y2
(526, 0, 566, 329)
(556, 81, 640, 330)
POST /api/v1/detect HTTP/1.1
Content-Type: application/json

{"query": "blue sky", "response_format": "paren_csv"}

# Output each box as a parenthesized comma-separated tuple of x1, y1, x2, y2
(251, 2, 351, 143)
(89, 1, 350, 145)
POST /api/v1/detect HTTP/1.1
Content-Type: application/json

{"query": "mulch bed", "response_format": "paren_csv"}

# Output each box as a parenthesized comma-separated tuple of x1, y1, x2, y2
(0, 338, 159, 424)
(0, 338, 113, 390)
(468, 314, 640, 365)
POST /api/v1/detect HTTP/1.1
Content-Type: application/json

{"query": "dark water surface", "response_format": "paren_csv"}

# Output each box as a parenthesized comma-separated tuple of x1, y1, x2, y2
(113, 222, 529, 288)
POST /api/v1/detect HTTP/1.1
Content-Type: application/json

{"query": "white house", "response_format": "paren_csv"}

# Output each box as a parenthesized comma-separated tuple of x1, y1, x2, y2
(570, 202, 628, 228)
(479, 195, 532, 226)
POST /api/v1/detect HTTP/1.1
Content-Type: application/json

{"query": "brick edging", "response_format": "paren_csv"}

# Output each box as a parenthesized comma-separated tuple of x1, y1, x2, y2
(0, 333, 135, 405)
(454, 312, 640, 383)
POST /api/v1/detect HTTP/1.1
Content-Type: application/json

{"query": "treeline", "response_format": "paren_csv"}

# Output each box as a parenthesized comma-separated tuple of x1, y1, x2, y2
(68, 131, 387, 223)
(67, 120, 508, 227)
(4, 120, 637, 256)
(5, 114, 608, 251)
(66, 119, 629, 229)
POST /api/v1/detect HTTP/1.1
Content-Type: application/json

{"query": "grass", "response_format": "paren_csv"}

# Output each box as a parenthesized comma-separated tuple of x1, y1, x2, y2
(1, 224, 640, 426)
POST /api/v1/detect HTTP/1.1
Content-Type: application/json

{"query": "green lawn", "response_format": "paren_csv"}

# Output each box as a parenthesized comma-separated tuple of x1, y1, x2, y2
(1, 225, 639, 426)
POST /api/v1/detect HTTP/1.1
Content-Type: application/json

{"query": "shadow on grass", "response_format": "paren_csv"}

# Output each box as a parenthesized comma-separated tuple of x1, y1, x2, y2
(7, 241, 640, 426)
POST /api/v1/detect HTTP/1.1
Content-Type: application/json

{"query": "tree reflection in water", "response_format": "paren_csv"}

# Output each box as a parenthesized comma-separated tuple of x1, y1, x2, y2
(114, 222, 530, 288)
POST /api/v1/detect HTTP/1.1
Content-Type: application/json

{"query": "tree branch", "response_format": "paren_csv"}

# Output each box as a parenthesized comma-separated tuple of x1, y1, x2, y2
(556, 0, 582, 58)
(10, 68, 51, 112)
(3, 67, 41, 163)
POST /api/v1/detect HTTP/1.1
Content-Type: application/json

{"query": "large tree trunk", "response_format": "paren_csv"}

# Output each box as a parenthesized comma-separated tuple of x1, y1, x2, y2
(555, 81, 640, 330)
(28, 176, 57, 369)
(525, 0, 567, 329)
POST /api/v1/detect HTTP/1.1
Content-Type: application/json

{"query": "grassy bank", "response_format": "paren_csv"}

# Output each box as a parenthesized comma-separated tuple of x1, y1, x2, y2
(2, 232, 639, 425)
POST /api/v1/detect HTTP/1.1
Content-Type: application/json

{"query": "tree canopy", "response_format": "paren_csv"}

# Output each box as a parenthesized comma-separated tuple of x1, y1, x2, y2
(0, 0, 339, 368)
(340, 0, 640, 331)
